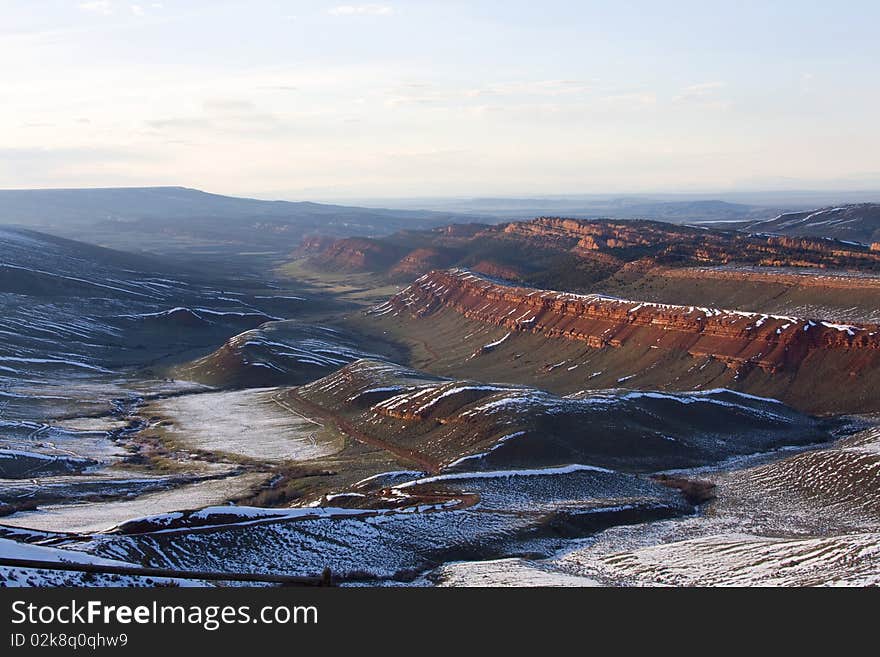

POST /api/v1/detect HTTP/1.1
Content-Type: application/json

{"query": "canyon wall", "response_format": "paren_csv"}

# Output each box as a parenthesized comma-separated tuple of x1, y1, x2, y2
(383, 269, 880, 376)
(655, 266, 880, 290)
(306, 217, 880, 277)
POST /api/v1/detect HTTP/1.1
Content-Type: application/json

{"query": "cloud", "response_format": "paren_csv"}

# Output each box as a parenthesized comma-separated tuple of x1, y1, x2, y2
(385, 79, 595, 110)
(328, 5, 394, 17)
(77, 1, 158, 16)
(466, 80, 593, 98)
(385, 94, 442, 108)
(674, 81, 726, 103)
(78, 1, 114, 14)
(800, 72, 814, 94)
(0, 146, 153, 183)
(600, 92, 657, 107)
(383, 82, 454, 108)
(203, 99, 257, 112)
(145, 105, 281, 135)
(131, 2, 162, 16)
(146, 117, 213, 130)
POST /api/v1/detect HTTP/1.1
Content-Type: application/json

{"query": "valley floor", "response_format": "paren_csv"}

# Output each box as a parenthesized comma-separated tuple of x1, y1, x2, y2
(2, 229, 879, 587)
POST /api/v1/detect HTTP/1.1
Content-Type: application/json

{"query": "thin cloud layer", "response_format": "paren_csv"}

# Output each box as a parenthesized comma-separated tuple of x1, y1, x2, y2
(328, 5, 394, 16)
(77, 1, 114, 14)
(3, 1, 879, 196)
(77, 1, 162, 16)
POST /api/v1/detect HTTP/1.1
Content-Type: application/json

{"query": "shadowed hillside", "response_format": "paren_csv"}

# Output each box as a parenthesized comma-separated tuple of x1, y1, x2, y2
(358, 269, 880, 413)
(748, 203, 880, 244)
(0, 186, 478, 257)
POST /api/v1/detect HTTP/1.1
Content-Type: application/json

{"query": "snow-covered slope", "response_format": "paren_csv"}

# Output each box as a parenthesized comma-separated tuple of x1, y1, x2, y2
(749, 203, 880, 244)
(0, 536, 200, 587)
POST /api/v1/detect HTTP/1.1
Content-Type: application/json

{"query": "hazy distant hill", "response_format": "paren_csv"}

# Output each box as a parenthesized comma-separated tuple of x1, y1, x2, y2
(748, 203, 880, 245)
(357, 195, 784, 224)
(0, 186, 477, 257)
(298, 216, 880, 293)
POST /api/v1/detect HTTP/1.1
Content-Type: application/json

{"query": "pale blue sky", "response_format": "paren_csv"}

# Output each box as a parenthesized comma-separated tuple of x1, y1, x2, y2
(2, 1, 879, 198)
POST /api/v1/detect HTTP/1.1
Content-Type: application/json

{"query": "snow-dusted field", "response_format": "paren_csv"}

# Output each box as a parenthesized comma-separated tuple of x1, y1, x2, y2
(152, 388, 343, 462)
(53, 417, 131, 432)
(1, 472, 268, 533)
(0, 419, 128, 462)
(0, 538, 202, 587)
(567, 531, 880, 587)
(431, 558, 600, 587)
(482, 423, 880, 587)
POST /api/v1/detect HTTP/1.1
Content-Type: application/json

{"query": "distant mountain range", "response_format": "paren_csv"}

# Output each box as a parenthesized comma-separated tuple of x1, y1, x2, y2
(300, 216, 880, 293)
(3, 187, 880, 260)
(356, 195, 781, 223)
(0, 186, 479, 258)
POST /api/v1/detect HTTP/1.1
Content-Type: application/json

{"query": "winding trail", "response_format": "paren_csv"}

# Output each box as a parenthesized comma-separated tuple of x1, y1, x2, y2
(269, 393, 321, 447)
(419, 340, 441, 366)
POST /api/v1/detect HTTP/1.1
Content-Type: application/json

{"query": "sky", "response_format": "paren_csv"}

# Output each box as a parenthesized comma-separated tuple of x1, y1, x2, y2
(2, 0, 880, 200)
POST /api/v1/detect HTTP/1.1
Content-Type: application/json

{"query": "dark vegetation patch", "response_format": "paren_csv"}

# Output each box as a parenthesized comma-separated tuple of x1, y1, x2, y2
(653, 474, 718, 505)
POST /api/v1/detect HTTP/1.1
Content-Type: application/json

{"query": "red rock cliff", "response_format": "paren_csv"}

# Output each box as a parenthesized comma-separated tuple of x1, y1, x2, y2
(378, 269, 880, 375)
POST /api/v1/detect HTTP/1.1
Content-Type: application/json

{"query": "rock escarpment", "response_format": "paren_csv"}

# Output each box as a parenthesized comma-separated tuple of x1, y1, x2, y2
(503, 217, 880, 269)
(304, 217, 880, 281)
(310, 237, 407, 271)
(655, 266, 880, 291)
(380, 269, 880, 376)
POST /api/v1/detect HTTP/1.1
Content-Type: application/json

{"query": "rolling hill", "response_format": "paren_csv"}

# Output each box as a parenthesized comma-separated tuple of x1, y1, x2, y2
(748, 203, 880, 245)
(358, 269, 880, 414)
(12, 357, 841, 583)
(0, 225, 303, 397)
(0, 186, 478, 257)
(298, 217, 880, 293)
(3, 201, 879, 588)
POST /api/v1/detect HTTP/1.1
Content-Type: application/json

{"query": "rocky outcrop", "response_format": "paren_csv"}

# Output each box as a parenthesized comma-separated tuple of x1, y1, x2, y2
(654, 266, 880, 291)
(293, 234, 337, 256)
(389, 248, 454, 278)
(502, 217, 880, 269)
(172, 322, 389, 388)
(432, 223, 488, 238)
(503, 217, 694, 251)
(304, 217, 880, 281)
(380, 269, 880, 375)
(470, 260, 524, 280)
(310, 237, 406, 272)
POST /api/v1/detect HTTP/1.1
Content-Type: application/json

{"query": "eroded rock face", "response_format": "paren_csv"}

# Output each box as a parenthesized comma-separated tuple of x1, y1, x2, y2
(384, 269, 880, 375)
(657, 266, 880, 290)
(504, 218, 880, 269)
(305, 217, 880, 278)
(469, 260, 524, 280)
(503, 217, 688, 251)
(310, 237, 406, 271)
(293, 234, 337, 256)
(389, 248, 454, 278)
